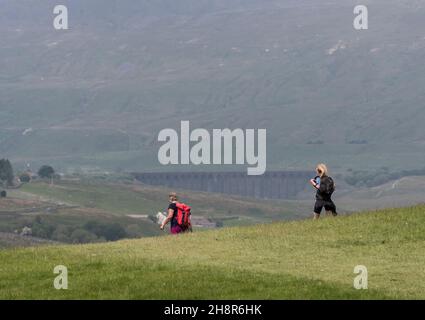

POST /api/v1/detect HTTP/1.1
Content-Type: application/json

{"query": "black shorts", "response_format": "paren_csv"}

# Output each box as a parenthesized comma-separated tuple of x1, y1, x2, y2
(314, 199, 336, 214)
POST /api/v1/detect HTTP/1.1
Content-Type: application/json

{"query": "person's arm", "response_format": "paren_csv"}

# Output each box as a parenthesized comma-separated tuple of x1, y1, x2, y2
(310, 179, 319, 189)
(160, 208, 174, 230)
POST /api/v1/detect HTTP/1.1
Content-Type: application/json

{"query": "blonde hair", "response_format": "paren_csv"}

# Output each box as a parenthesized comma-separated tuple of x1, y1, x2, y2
(169, 192, 178, 202)
(316, 163, 328, 177)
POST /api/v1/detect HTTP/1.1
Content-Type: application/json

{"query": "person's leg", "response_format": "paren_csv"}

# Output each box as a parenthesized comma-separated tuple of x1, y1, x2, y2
(170, 225, 183, 234)
(330, 200, 337, 216)
(324, 201, 337, 217)
(313, 200, 323, 220)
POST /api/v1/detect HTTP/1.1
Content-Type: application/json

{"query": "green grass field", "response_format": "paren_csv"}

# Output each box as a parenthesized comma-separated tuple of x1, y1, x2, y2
(1, 205, 424, 299)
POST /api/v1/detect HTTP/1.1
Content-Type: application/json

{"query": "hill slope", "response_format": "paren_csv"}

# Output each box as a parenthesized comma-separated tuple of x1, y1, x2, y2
(2, 0, 425, 172)
(1, 205, 424, 299)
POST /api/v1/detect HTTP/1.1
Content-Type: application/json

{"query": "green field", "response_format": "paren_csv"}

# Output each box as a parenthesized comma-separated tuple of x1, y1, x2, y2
(1, 205, 424, 299)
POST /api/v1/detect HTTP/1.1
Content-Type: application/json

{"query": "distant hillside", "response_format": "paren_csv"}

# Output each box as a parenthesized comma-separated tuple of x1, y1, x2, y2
(1, 0, 425, 172)
(1, 205, 424, 299)
(0, 178, 311, 247)
(0, 232, 57, 248)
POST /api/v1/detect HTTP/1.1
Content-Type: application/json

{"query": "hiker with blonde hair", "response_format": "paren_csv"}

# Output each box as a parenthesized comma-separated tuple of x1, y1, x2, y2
(309, 163, 338, 220)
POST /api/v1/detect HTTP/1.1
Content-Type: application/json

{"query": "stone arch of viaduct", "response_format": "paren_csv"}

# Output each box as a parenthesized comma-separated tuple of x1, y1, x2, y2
(131, 171, 313, 200)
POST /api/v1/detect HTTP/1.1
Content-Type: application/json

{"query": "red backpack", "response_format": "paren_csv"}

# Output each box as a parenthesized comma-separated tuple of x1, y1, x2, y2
(175, 202, 192, 228)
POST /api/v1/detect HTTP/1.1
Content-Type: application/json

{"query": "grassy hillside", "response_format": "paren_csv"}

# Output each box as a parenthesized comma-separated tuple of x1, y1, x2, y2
(2, 0, 425, 173)
(1, 205, 424, 299)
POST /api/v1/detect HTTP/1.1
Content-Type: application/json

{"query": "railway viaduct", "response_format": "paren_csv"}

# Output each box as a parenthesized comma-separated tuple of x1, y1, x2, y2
(132, 171, 313, 200)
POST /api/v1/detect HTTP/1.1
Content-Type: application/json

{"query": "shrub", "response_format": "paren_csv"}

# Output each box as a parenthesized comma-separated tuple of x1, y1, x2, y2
(51, 225, 72, 242)
(84, 221, 127, 241)
(38, 165, 55, 179)
(125, 224, 143, 238)
(70, 229, 98, 244)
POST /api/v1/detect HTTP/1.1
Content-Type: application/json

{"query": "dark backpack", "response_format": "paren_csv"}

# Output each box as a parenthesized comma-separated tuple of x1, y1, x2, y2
(321, 176, 335, 195)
